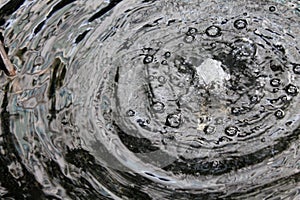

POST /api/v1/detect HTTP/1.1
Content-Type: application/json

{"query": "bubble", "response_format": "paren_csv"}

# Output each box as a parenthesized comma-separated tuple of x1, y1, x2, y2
(284, 84, 298, 96)
(158, 76, 166, 84)
(225, 126, 239, 137)
(204, 125, 215, 134)
(187, 27, 198, 35)
(34, 56, 44, 66)
(164, 52, 171, 58)
(148, 75, 155, 81)
(293, 64, 300, 74)
(143, 55, 153, 64)
(270, 78, 281, 87)
(274, 109, 285, 119)
(274, 44, 285, 54)
(137, 118, 147, 127)
(270, 61, 283, 72)
(205, 25, 222, 37)
(165, 113, 181, 128)
(183, 35, 195, 43)
(249, 95, 259, 104)
(126, 110, 135, 117)
(269, 6, 276, 12)
(281, 95, 288, 103)
(161, 60, 168, 65)
(152, 102, 165, 113)
(234, 19, 247, 29)
(231, 107, 242, 116)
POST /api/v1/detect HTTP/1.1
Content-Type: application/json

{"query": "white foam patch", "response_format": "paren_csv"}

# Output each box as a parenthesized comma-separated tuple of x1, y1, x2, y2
(196, 58, 230, 86)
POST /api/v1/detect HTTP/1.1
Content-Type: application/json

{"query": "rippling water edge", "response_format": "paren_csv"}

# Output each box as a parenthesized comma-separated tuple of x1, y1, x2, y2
(0, 0, 299, 199)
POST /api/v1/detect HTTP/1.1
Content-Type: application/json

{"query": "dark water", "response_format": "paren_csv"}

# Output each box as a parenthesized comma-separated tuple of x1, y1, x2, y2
(0, 0, 299, 199)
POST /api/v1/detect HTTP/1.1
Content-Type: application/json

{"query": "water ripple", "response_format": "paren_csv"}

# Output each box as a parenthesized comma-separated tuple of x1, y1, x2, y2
(0, 0, 299, 199)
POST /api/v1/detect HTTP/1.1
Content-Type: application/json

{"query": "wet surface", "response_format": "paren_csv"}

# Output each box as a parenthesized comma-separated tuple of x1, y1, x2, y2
(0, 0, 299, 199)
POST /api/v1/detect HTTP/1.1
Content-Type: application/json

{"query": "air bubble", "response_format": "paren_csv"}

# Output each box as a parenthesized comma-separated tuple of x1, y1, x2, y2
(34, 56, 44, 66)
(205, 25, 222, 37)
(293, 65, 300, 74)
(274, 109, 285, 119)
(143, 55, 153, 64)
(161, 60, 168, 65)
(165, 113, 181, 128)
(270, 61, 283, 72)
(126, 110, 135, 117)
(225, 126, 238, 137)
(270, 78, 281, 87)
(234, 19, 247, 29)
(148, 75, 155, 81)
(164, 52, 171, 58)
(183, 35, 195, 43)
(204, 125, 215, 134)
(249, 95, 259, 103)
(137, 118, 147, 127)
(274, 44, 285, 54)
(231, 107, 241, 116)
(158, 76, 166, 84)
(285, 84, 298, 96)
(152, 102, 165, 113)
(269, 6, 276, 12)
(187, 27, 197, 35)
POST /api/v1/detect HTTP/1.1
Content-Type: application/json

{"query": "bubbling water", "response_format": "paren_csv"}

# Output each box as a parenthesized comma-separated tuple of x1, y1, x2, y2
(0, 0, 299, 199)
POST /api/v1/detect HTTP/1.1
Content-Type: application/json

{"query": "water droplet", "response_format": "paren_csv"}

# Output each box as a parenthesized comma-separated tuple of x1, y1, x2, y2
(270, 78, 281, 87)
(225, 126, 239, 137)
(293, 65, 300, 74)
(274, 109, 285, 119)
(285, 84, 298, 96)
(164, 52, 171, 58)
(205, 25, 222, 37)
(143, 55, 153, 64)
(158, 76, 166, 83)
(152, 102, 165, 113)
(183, 35, 195, 43)
(234, 19, 247, 29)
(126, 110, 135, 117)
(165, 113, 181, 128)
(204, 125, 215, 134)
(269, 6, 276, 12)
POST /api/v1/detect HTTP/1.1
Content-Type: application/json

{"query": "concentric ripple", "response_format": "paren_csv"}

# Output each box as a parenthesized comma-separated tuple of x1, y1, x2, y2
(0, 0, 299, 199)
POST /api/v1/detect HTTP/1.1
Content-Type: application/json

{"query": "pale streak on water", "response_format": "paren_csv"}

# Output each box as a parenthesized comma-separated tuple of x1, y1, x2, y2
(0, 0, 299, 199)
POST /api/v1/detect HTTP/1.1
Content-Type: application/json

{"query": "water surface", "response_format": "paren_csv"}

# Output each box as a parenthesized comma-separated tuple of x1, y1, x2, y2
(0, 0, 299, 199)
